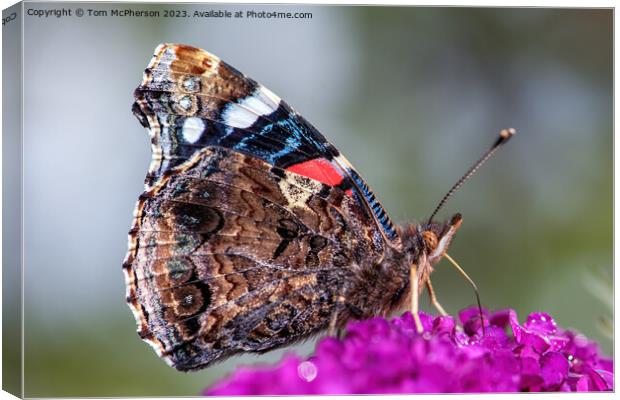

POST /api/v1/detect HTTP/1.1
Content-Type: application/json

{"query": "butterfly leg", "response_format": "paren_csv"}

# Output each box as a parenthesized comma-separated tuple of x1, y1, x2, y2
(426, 279, 448, 316)
(410, 263, 424, 334)
(328, 295, 346, 337)
(336, 327, 345, 340)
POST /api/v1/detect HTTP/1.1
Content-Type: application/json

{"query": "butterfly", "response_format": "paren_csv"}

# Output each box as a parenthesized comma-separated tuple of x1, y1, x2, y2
(123, 43, 514, 371)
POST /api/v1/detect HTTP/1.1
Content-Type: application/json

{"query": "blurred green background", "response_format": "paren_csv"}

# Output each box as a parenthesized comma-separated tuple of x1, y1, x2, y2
(16, 4, 611, 397)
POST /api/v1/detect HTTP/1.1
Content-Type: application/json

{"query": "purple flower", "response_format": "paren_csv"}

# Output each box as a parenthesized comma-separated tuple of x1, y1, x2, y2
(204, 309, 613, 395)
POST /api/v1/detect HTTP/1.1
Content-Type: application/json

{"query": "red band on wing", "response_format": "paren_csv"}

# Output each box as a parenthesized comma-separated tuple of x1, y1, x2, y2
(287, 158, 352, 196)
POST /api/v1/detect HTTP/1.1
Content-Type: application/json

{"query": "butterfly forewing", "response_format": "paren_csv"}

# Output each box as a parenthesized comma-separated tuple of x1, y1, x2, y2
(133, 43, 399, 244)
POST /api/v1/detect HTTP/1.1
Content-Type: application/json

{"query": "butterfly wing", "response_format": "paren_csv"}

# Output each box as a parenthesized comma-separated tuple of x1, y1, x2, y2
(124, 44, 400, 370)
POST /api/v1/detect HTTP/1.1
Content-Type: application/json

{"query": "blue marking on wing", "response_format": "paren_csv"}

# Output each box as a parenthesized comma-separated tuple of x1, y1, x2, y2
(245, 111, 313, 164)
(231, 126, 253, 151)
(277, 114, 328, 153)
(265, 134, 302, 164)
(349, 170, 398, 241)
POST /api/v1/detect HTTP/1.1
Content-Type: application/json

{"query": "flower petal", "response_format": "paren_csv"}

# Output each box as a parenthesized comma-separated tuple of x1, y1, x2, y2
(541, 352, 569, 387)
(203, 308, 612, 395)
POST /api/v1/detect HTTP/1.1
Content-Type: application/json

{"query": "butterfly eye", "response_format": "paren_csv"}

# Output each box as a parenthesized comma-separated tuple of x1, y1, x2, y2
(422, 231, 439, 252)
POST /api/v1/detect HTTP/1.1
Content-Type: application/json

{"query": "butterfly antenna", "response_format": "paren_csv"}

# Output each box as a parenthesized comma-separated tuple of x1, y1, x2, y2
(428, 128, 516, 224)
(444, 253, 486, 336)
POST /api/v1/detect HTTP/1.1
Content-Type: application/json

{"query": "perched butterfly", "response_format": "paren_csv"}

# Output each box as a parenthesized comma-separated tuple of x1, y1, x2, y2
(123, 43, 515, 371)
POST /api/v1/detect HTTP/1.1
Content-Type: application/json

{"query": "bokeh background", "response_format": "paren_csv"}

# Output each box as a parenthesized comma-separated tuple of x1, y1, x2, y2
(15, 3, 612, 396)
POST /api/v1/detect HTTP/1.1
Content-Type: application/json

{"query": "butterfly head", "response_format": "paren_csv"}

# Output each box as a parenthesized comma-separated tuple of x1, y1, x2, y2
(417, 213, 462, 265)
(398, 213, 462, 267)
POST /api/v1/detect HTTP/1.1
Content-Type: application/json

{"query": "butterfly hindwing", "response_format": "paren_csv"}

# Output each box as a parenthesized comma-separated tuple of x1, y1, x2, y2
(124, 147, 384, 370)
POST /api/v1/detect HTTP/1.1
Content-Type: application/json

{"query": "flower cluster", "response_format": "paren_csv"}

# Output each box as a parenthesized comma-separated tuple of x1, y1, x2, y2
(205, 308, 613, 394)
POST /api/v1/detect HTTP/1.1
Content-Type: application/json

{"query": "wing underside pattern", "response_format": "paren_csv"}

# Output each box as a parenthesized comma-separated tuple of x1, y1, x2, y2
(125, 44, 403, 370)
(123, 147, 384, 370)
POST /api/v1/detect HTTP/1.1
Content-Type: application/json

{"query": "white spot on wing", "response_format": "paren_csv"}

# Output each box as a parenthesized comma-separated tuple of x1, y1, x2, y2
(279, 179, 311, 208)
(278, 174, 321, 209)
(182, 117, 204, 143)
(222, 88, 281, 129)
(223, 106, 258, 129)
(243, 94, 277, 116)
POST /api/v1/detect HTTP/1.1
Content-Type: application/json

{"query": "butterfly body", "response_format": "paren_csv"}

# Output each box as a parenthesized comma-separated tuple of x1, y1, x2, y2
(124, 44, 461, 371)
